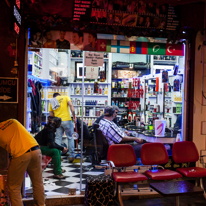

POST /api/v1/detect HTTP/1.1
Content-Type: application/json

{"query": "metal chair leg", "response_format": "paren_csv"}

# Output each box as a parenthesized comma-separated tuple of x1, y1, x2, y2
(117, 184, 124, 206)
(200, 178, 206, 199)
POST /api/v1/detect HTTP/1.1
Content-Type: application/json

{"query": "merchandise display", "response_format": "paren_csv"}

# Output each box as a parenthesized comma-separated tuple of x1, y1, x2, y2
(27, 49, 184, 142)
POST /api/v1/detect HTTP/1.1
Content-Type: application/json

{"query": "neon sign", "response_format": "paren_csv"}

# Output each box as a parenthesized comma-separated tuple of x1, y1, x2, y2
(14, 22, 20, 35)
(16, 0, 20, 9)
(13, 0, 21, 36)
(14, 5, 21, 25)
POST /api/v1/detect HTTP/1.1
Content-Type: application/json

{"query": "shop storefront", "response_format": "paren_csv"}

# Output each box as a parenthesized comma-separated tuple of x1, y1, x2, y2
(25, 28, 186, 196)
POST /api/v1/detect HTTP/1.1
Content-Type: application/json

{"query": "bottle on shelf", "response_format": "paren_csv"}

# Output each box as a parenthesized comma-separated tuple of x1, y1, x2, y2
(80, 87, 82, 95)
(105, 85, 108, 95)
(128, 112, 132, 122)
(87, 85, 91, 95)
(88, 118, 92, 126)
(74, 87, 76, 95)
(85, 86, 88, 95)
(99, 86, 102, 95)
(132, 112, 136, 121)
(91, 87, 94, 95)
(102, 87, 105, 95)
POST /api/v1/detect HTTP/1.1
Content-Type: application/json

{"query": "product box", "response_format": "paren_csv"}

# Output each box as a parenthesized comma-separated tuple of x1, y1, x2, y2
(176, 103, 182, 108)
(176, 107, 182, 113)
(112, 70, 137, 79)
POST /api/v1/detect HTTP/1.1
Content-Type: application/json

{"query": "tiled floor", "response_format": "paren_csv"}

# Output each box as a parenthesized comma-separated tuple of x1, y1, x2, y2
(25, 156, 104, 197)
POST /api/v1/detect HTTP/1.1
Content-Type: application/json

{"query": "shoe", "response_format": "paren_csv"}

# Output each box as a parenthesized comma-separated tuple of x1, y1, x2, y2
(61, 158, 63, 162)
(53, 174, 66, 179)
(69, 157, 75, 163)
(61, 169, 66, 173)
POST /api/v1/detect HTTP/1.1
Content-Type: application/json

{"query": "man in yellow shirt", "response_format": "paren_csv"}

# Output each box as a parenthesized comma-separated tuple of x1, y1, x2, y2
(0, 119, 45, 206)
(49, 93, 76, 162)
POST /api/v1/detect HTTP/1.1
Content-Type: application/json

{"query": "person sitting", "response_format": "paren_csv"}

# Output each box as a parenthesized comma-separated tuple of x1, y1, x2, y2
(99, 106, 146, 158)
(35, 116, 68, 179)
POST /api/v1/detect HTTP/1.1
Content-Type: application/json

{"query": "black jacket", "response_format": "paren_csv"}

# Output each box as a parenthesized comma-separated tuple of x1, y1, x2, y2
(35, 127, 64, 151)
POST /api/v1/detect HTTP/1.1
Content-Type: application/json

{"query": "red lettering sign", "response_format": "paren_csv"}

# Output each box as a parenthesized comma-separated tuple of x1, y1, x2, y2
(14, 22, 20, 35)
(16, 0, 20, 9)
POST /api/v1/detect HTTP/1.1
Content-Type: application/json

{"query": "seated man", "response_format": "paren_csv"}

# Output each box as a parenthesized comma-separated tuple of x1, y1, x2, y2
(35, 116, 68, 179)
(99, 106, 146, 158)
(94, 105, 119, 126)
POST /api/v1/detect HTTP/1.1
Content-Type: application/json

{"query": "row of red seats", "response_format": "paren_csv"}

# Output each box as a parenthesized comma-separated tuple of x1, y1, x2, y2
(107, 141, 206, 206)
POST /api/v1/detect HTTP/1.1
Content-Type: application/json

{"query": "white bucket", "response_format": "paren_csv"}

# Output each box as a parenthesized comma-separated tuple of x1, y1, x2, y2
(155, 120, 166, 137)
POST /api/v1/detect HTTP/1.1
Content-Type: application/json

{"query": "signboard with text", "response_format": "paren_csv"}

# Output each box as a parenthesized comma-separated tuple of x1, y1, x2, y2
(85, 52, 104, 66)
(0, 78, 18, 103)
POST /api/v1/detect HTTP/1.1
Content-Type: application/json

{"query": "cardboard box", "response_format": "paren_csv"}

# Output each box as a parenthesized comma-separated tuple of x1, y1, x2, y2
(112, 70, 137, 79)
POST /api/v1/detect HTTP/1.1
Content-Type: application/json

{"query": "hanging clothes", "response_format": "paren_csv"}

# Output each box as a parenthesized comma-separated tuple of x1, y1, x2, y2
(28, 80, 38, 133)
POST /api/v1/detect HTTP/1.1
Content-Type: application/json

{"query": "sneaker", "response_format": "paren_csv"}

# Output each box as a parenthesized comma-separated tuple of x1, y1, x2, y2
(53, 174, 66, 179)
(69, 157, 75, 163)
(61, 169, 66, 173)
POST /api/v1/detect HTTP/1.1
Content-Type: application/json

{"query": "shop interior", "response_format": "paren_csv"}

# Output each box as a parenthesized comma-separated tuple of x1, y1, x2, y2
(26, 46, 185, 196)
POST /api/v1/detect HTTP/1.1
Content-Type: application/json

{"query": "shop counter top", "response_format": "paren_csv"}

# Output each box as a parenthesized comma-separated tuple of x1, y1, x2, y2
(128, 130, 176, 144)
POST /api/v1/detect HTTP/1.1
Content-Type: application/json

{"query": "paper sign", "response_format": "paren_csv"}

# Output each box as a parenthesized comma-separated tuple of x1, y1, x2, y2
(85, 52, 104, 66)
(86, 66, 98, 79)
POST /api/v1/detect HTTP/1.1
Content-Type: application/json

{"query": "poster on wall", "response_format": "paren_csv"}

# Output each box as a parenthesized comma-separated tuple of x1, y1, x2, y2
(89, 0, 168, 30)
(28, 30, 184, 56)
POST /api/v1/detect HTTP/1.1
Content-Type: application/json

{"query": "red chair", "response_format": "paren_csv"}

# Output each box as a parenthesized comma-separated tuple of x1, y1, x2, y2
(141, 143, 182, 180)
(107, 144, 148, 206)
(172, 141, 206, 178)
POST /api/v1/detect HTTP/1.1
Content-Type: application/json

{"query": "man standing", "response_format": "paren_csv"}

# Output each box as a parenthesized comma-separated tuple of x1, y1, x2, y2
(56, 31, 70, 49)
(71, 31, 84, 50)
(99, 106, 145, 158)
(49, 93, 76, 163)
(0, 119, 45, 206)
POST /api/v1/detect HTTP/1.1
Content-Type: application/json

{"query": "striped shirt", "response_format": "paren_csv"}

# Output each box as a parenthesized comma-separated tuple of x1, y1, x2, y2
(99, 118, 125, 145)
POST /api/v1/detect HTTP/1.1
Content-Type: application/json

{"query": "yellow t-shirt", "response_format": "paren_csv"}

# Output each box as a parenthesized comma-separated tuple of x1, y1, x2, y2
(0, 119, 39, 158)
(49, 96, 71, 121)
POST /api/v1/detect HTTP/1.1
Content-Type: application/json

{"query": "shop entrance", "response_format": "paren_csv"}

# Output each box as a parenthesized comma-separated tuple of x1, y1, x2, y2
(25, 40, 185, 197)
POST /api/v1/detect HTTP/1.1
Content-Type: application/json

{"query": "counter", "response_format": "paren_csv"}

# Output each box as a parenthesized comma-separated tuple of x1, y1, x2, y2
(127, 126, 177, 144)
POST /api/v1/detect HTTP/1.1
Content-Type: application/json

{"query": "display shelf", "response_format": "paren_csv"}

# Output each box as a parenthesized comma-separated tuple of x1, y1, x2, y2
(42, 111, 49, 114)
(73, 105, 106, 107)
(112, 97, 140, 100)
(34, 64, 42, 69)
(70, 82, 110, 85)
(174, 101, 182, 103)
(27, 110, 32, 112)
(34, 53, 42, 59)
(112, 88, 129, 89)
(48, 78, 57, 83)
(76, 116, 100, 118)
(70, 94, 108, 97)
(174, 113, 182, 115)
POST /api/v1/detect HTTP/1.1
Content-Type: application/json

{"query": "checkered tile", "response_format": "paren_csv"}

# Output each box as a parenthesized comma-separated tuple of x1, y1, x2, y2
(25, 156, 104, 196)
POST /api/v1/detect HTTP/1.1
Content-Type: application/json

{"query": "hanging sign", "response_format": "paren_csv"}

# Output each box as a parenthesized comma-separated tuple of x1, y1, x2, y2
(0, 78, 18, 103)
(86, 66, 99, 79)
(85, 52, 104, 66)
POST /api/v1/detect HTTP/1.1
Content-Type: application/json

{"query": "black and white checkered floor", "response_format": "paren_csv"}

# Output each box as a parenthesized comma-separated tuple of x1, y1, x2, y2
(25, 156, 104, 197)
